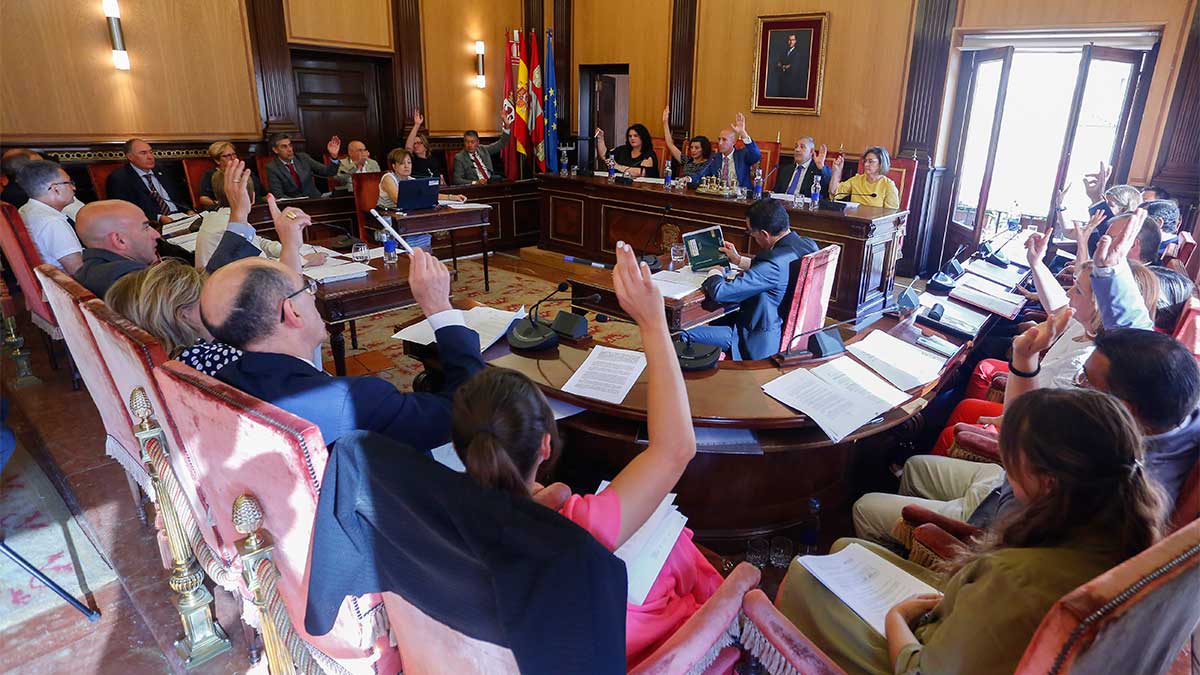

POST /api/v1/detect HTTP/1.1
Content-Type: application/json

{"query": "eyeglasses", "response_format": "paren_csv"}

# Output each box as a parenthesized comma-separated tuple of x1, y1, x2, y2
(280, 277, 317, 322)
(49, 180, 76, 188)
(218, 152, 238, 160)
(1072, 367, 1092, 389)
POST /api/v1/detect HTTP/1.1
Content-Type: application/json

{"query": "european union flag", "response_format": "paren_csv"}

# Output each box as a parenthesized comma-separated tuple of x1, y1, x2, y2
(545, 30, 560, 173)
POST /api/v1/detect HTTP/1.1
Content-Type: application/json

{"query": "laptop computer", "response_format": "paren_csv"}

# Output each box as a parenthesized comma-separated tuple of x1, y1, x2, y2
(682, 225, 726, 272)
(393, 177, 440, 211)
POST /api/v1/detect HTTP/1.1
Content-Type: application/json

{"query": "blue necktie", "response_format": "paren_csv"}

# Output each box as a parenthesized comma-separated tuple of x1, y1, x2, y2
(787, 165, 804, 194)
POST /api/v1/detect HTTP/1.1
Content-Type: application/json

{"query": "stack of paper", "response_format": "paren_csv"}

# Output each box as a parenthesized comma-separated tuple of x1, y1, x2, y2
(966, 259, 1027, 287)
(392, 305, 527, 352)
(162, 214, 200, 236)
(167, 231, 200, 253)
(762, 357, 909, 442)
(597, 481, 687, 605)
(303, 260, 373, 283)
(918, 293, 988, 335)
(438, 200, 491, 210)
(950, 284, 1025, 319)
(960, 273, 1026, 305)
(799, 542, 939, 636)
(562, 346, 647, 404)
(651, 269, 709, 299)
(847, 331, 946, 391)
(299, 243, 342, 258)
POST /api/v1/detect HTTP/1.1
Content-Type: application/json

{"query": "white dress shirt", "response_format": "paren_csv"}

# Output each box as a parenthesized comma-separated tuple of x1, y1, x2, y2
(18, 198, 82, 270)
(133, 166, 180, 212)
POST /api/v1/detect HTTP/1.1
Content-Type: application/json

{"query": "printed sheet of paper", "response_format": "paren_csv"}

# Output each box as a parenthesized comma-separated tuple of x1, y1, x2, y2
(950, 284, 1024, 319)
(439, 200, 491, 210)
(562, 346, 647, 404)
(162, 214, 200, 236)
(651, 269, 709, 300)
(918, 293, 988, 334)
(848, 331, 946, 391)
(966, 259, 1027, 288)
(392, 305, 527, 352)
(799, 542, 939, 636)
(761, 365, 892, 442)
(959, 273, 1026, 306)
(597, 481, 687, 605)
(811, 357, 911, 409)
(303, 260, 374, 283)
(299, 243, 342, 258)
(167, 231, 199, 252)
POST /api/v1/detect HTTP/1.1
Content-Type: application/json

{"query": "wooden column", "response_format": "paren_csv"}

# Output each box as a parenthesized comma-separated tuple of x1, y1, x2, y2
(896, 0, 956, 277)
(1152, 8, 1200, 234)
(245, 0, 301, 138)
(667, 0, 699, 142)
(554, 0, 573, 134)
(393, 0, 425, 133)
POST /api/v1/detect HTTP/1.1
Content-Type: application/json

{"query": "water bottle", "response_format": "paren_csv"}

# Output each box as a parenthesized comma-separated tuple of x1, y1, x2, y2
(810, 175, 822, 210)
(607, 152, 616, 182)
(1007, 201, 1021, 231)
(382, 237, 398, 265)
(752, 168, 764, 199)
(799, 498, 821, 555)
(559, 149, 569, 177)
(663, 159, 673, 187)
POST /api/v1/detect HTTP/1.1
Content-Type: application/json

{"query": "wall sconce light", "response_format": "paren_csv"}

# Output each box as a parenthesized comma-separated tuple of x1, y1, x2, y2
(103, 0, 130, 70)
(474, 40, 486, 88)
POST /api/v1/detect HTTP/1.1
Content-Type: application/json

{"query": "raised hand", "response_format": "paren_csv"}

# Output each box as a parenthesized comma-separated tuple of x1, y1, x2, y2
(1013, 307, 1074, 364)
(266, 194, 311, 244)
(222, 158, 253, 223)
(413, 109, 424, 128)
(731, 112, 747, 138)
(408, 247, 453, 317)
(815, 143, 828, 166)
(662, 106, 670, 126)
(1024, 231, 1050, 268)
(719, 241, 741, 265)
(1082, 160, 1111, 203)
(1094, 208, 1146, 268)
(832, 155, 845, 174)
(594, 127, 605, 140)
(326, 135, 342, 159)
(612, 240, 665, 328)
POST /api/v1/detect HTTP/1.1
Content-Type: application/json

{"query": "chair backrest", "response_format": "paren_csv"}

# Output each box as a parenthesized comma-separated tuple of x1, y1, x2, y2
(779, 245, 840, 353)
(443, 149, 458, 176)
(34, 266, 146, 488)
(352, 172, 383, 240)
(1171, 297, 1200, 359)
(1016, 519, 1200, 675)
(887, 155, 918, 212)
(153, 360, 392, 664)
(1171, 461, 1199, 532)
(255, 155, 272, 191)
(79, 299, 220, 552)
(181, 158, 216, 208)
(651, 137, 672, 174)
(86, 162, 123, 200)
(1164, 230, 1196, 268)
(0, 201, 56, 328)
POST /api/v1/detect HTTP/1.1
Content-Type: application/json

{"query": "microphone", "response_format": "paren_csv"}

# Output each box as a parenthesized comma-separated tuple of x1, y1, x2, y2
(529, 281, 570, 324)
(539, 293, 602, 307)
(781, 304, 902, 357)
(928, 244, 968, 292)
(637, 204, 671, 271)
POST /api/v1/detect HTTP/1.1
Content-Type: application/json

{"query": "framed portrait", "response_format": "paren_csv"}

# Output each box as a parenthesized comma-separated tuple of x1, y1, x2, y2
(751, 13, 829, 115)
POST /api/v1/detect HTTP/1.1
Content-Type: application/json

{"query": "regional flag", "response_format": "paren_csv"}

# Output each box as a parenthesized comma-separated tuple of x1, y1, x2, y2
(529, 30, 546, 172)
(514, 30, 531, 159)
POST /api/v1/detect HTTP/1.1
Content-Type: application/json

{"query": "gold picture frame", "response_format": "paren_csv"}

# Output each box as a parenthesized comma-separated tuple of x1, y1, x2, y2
(751, 12, 829, 116)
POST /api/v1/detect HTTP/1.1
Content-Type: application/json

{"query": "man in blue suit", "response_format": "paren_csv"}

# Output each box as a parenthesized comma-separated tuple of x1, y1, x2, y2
(200, 248, 484, 451)
(682, 198, 814, 360)
(686, 113, 761, 188)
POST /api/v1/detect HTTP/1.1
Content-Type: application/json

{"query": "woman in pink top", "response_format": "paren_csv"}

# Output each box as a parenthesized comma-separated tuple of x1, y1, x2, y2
(450, 241, 722, 668)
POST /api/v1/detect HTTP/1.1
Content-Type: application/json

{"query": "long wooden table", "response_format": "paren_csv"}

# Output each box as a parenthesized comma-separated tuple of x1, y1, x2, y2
(539, 174, 908, 321)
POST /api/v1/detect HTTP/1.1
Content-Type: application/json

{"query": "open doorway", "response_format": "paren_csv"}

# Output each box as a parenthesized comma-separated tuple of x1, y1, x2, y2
(578, 65, 630, 172)
(942, 39, 1157, 260)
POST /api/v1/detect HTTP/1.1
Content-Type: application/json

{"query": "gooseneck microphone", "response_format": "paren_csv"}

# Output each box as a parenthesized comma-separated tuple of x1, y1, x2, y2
(529, 281, 570, 324)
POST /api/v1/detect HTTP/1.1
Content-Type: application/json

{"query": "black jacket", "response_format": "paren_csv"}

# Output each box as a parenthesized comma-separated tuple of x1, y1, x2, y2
(72, 248, 147, 298)
(105, 163, 193, 222)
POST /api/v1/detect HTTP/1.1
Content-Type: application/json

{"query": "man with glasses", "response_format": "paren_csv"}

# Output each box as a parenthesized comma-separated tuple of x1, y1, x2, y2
(200, 242, 485, 451)
(106, 138, 196, 225)
(197, 141, 266, 209)
(16, 160, 87, 273)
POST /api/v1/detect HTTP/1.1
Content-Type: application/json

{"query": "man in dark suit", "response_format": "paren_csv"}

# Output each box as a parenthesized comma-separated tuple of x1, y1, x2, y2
(687, 113, 761, 188)
(774, 136, 831, 199)
(769, 34, 808, 98)
(72, 199, 162, 297)
(682, 198, 813, 360)
(200, 247, 485, 451)
(106, 139, 195, 224)
(265, 133, 342, 199)
(451, 125, 511, 185)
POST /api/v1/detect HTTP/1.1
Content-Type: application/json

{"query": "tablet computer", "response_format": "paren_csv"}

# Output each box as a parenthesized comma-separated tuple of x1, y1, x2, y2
(682, 225, 726, 272)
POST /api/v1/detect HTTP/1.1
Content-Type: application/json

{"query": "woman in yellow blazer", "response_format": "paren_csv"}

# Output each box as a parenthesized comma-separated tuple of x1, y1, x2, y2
(830, 146, 900, 209)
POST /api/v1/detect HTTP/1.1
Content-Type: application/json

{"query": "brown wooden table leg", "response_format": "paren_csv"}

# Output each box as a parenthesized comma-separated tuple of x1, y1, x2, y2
(329, 322, 347, 376)
(481, 224, 490, 292)
(448, 230, 459, 273)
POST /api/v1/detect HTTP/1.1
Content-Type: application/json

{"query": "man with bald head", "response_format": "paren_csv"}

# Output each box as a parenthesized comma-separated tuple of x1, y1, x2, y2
(72, 199, 162, 296)
(334, 140, 380, 192)
(200, 248, 485, 450)
(773, 136, 831, 199)
(106, 138, 195, 224)
(685, 113, 760, 188)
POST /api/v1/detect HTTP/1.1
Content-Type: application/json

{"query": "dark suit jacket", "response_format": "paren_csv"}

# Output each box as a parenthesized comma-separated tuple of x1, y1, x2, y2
(106, 163, 193, 222)
(266, 153, 339, 199)
(451, 131, 510, 185)
(215, 324, 485, 450)
(701, 240, 801, 360)
(694, 142, 762, 189)
(306, 430, 627, 675)
(73, 248, 147, 298)
(770, 47, 806, 97)
(773, 160, 832, 198)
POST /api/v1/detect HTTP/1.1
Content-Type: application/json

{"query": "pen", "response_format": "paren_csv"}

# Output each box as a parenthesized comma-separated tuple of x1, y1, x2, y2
(563, 256, 612, 269)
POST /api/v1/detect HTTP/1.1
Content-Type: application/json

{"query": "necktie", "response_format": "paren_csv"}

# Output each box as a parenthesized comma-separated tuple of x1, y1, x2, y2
(471, 153, 490, 180)
(721, 155, 731, 184)
(787, 165, 804, 195)
(143, 174, 171, 215)
(287, 162, 302, 188)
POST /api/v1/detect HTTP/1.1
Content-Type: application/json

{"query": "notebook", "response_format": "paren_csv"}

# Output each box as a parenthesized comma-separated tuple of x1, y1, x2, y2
(682, 225, 726, 272)
(950, 284, 1025, 320)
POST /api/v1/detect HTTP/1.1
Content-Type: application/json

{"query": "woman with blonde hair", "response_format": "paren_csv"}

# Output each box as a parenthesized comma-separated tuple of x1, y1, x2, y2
(404, 110, 448, 182)
(197, 140, 265, 209)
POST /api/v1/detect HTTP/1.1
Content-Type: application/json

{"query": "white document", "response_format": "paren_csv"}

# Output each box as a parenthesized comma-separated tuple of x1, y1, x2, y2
(950, 285, 1024, 319)
(391, 305, 527, 352)
(918, 293, 988, 334)
(812, 357, 911, 409)
(167, 231, 200, 252)
(562, 346, 647, 404)
(162, 214, 200, 236)
(966, 259, 1027, 288)
(652, 268, 710, 298)
(439, 200, 491, 210)
(761, 360, 901, 443)
(299, 243, 342, 258)
(303, 260, 373, 283)
(597, 481, 687, 605)
(847, 331, 946, 391)
(799, 543, 939, 636)
(960, 273, 1026, 306)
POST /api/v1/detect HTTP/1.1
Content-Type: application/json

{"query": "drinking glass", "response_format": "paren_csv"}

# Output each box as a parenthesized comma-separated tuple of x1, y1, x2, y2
(351, 242, 369, 263)
(770, 536, 795, 568)
(670, 243, 686, 269)
(746, 537, 770, 568)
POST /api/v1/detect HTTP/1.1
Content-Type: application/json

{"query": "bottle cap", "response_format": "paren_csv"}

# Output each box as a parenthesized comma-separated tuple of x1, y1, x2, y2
(384, 239, 397, 253)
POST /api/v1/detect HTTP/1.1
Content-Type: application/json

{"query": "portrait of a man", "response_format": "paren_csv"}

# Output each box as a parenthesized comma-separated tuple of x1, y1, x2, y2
(767, 32, 811, 99)
(753, 13, 828, 115)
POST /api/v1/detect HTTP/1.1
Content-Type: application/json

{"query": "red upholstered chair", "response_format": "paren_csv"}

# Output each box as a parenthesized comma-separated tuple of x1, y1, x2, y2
(443, 149, 459, 177)
(352, 171, 383, 241)
(779, 245, 840, 354)
(86, 161, 123, 200)
(651, 137, 672, 175)
(153, 361, 398, 672)
(255, 155, 272, 192)
(885, 155, 918, 212)
(1172, 297, 1200, 359)
(741, 589, 846, 675)
(1162, 231, 1196, 269)
(182, 158, 216, 207)
(0, 201, 64, 364)
(34, 266, 148, 519)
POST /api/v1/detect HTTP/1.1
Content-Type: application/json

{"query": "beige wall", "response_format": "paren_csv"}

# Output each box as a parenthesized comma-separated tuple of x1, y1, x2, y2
(692, 1, 917, 156)
(285, 0, 394, 52)
(0, 0, 261, 142)
(571, 0, 674, 136)
(420, 0, 522, 136)
(956, 0, 1197, 184)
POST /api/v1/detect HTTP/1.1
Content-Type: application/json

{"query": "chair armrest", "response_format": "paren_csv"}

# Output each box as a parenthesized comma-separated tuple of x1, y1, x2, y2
(909, 523, 973, 569)
(986, 373, 1008, 403)
(629, 562, 762, 675)
(947, 424, 1001, 464)
(740, 589, 846, 675)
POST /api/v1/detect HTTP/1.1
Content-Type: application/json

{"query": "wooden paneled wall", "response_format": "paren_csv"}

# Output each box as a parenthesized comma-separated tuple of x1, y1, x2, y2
(0, 0, 261, 142)
(419, 0, 523, 136)
(284, 0, 394, 52)
(956, 0, 1197, 185)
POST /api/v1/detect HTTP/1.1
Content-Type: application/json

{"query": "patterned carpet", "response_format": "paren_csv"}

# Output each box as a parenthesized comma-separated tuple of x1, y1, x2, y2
(323, 255, 643, 389)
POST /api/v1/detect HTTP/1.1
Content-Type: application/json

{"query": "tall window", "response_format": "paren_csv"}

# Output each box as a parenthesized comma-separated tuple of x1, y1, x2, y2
(945, 37, 1157, 254)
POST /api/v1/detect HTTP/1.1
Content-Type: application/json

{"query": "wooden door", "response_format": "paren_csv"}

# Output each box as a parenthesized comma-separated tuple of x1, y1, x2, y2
(292, 51, 385, 160)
